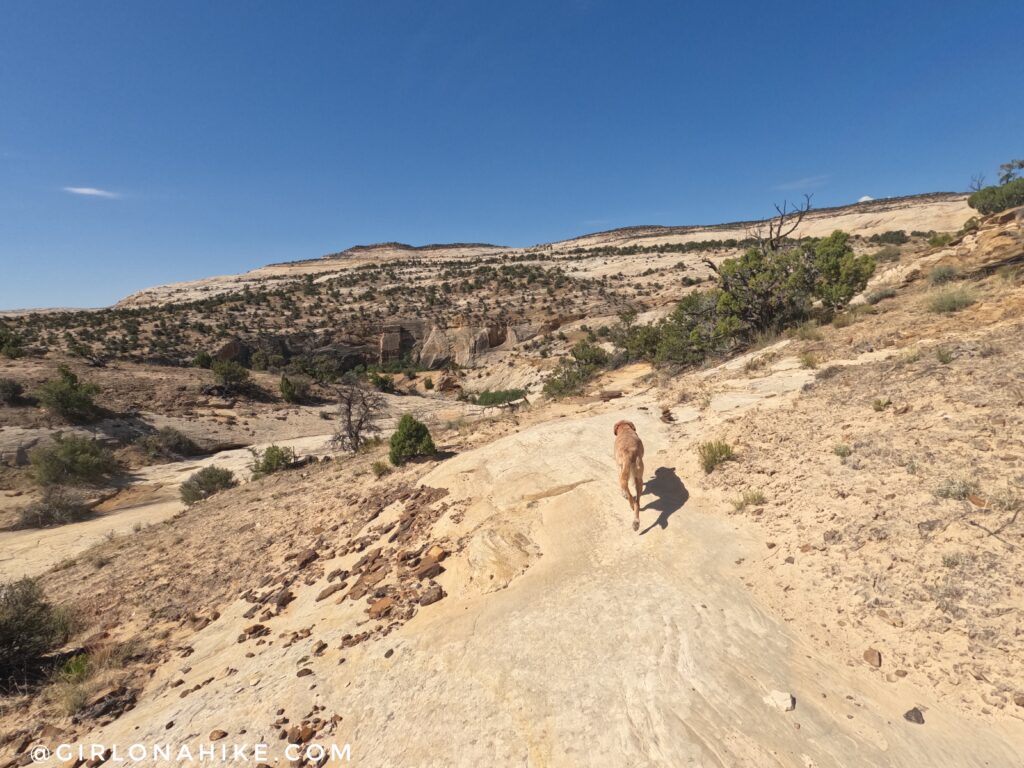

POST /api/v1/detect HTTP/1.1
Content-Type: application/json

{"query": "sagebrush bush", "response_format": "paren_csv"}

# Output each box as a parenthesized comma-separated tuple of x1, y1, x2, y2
(179, 466, 237, 506)
(389, 415, 436, 466)
(873, 245, 901, 262)
(697, 440, 735, 473)
(865, 286, 897, 305)
(0, 378, 23, 405)
(17, 487, 93, 528)
(927, 233, 953, 248)
(927, 287, 974, 314)
(934, 477, 979, 501)
(192, 350, 213, 369)
(30, 434, 116, 486)
(371, 460, 390, 478)
(0, 577, 72, 683)
(929, 265, 958, 285)
(36, 366, 100, 423)
(250, 445, 296, 477)
(139, 427, 201, 459)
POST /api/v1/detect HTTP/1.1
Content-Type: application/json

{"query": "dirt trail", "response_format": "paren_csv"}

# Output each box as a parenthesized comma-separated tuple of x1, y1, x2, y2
(64, 357, 1023, 767)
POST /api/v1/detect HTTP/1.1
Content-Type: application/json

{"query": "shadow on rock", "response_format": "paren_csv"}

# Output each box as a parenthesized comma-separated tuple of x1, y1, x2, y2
(640, 466, 687, 535)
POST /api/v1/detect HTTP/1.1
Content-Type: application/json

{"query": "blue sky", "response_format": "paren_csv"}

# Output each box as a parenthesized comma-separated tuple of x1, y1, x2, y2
(1, 1, 1022, 309)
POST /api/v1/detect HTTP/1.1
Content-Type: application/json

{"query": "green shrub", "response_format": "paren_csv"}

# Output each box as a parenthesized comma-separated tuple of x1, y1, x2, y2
(423, 377, 434, 390)
(543, 341, 610, 398)
(869, 230, 909, 246)
(927, 287, 975, 314)
(371, 460, 390, 478)
(16, 487, 93, 528)
(192, 350, 213, 369)
(389, 415, 436, 466)
(279, 374, 310, 404)
(36, 366, 100, 423)
(0, 325, 24, 359)
(179, 466, 237, 506)
(368, 372, 395, 393)
(929, 265, 958, 285)
(139, 427, 202, 459)
(834, 444, 852, 461)
(211, 360, 251, 394)
(927, 233, 953, 248)
(967, 178, 1024, 215)
(30, 434, 116, 486)
(249, 445, 296, 478)
(474, 389, 527, 406)
(935, 347, 954, 364)
(811, 231, 876, 310)
(697, 440, 735, 473)
(957, 217, 980, 237)
(0, 378, 23, 405)
(0, 577, 72, 683)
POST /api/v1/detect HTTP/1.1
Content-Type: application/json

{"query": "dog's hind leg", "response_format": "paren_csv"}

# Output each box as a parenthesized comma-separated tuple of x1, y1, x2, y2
(631, 457, 644, 531)
(619, 464, 637, 529)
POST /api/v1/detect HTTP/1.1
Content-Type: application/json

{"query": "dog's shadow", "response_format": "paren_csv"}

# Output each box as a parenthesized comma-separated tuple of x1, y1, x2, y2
(640, 467, 688, 535)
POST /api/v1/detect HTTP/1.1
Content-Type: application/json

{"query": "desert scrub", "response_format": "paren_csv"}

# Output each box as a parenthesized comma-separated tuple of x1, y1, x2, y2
(543, 341, 609, 398)
(473, 389, 527, 406)
(0, 577, 74, 684)
(731, 489, 766, 511)
(927, 287, 974, 314)
(697, 440, 735, 474)
(30, 434, 116, 486)
(389, 415, 436, 466)
(279, 374, 311, 404)
(865, 286, 896, 305)
(139, 427, 202, 459)
(0, 378, 24, 405)
(834, 444, 852, 462)
(371, 460, 391, 478)
(935, 347, 954, 364)
(871, 397, 891, 411)
(211, 360, 251, 394)
(872, 245, 901, 262)
(798, 352, 819, 369)
(16, 487, 93, 528)
(249, 445, 296, 478)
(929, 265, 958, 285)
(793, 320, 823, 341)
(180, 466, 237, 505)
(36, 365, 100, 423)
(933, 477, 979, 500)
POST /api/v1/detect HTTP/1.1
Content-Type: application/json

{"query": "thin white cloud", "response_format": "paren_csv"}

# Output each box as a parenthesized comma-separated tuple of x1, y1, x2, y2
(858, 195, 874, 203)
(774, 175, 830, 191)
(63, 186, 120, 199)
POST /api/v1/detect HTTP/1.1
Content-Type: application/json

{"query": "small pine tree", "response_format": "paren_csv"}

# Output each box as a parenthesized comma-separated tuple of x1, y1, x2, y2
(389, 415, 436, 466)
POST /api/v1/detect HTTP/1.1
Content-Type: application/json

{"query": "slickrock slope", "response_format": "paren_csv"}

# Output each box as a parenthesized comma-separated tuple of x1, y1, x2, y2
(4, 198, 1023, 768)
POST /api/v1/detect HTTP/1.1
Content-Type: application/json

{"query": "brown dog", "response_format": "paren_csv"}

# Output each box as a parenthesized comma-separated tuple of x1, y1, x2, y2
(613, 420, 645, 531)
